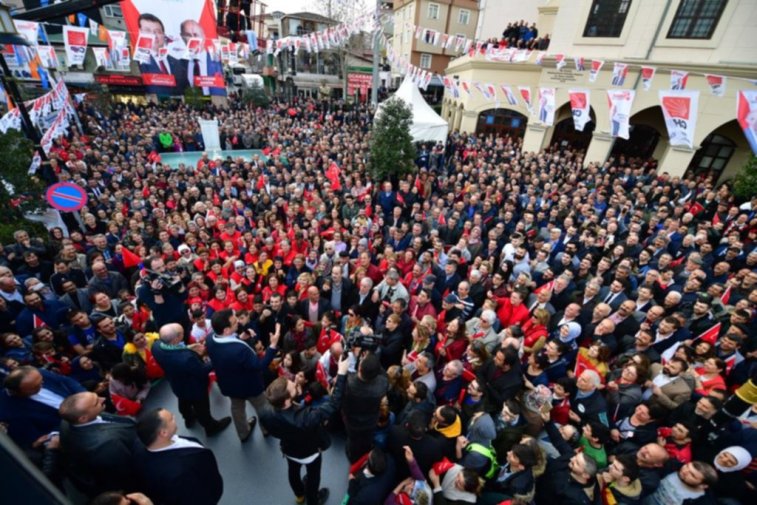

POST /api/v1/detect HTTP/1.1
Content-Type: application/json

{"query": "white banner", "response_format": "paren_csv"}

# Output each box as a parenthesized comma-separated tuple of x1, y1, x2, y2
(518, 86, 533, 114)
(198, 118, 222, 154)
(607, 89, 635, 140)
(63, 26, 89, 66)
(670, 69, 689, 90)
(611, 63, 629, 86)
(588, 60, 604, 83)
(14, 20, 39, 45)
(704, 74, 726, 97)
(737, 90, 757, 155)
(107, 30, 131, 71)
(537, 87, 556, 126)
(133, 33, 154, 64)
(641, 66, 656, 91)
(569, 89, 591, 132)
(92, 47, 110, 69)
(659, 90, 699, 149)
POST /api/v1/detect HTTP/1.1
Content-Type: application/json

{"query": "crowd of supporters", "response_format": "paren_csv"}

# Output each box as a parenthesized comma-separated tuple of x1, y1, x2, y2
(1, 94, 757, 505)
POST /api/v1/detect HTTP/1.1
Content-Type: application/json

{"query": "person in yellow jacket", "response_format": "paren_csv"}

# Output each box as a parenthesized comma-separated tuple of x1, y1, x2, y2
(122, 332, 164, 380)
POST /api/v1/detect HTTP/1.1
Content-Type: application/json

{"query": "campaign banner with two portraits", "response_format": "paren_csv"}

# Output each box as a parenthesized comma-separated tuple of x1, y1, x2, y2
(120, 0, 226, 96)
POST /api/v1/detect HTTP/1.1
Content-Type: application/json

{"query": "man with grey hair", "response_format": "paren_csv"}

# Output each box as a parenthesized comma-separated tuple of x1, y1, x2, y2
(465, 309, 499, 353)
(372, 268, 409, 305)
(151, 323, 231, 436)
(571, 369, 609, 427)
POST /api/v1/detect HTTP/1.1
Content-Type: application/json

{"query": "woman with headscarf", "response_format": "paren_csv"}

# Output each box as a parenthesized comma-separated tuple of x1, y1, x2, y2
(711, 445, 755, 504)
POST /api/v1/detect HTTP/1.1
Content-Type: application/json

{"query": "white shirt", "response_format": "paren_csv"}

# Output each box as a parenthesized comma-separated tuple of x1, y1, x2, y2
(150, 434, 204, 452)
(29, 388, 65, 410)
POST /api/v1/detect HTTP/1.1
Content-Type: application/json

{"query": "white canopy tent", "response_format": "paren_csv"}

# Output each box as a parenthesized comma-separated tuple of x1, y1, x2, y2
(376, 79, 448, 143)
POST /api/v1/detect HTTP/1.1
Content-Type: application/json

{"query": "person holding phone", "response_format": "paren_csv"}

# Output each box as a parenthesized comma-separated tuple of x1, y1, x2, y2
(261, 353, 351, 505)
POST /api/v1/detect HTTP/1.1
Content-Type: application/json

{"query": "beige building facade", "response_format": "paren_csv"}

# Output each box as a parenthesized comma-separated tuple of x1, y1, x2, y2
(392, 0, 480, 78)
(442, 0, 757, 182)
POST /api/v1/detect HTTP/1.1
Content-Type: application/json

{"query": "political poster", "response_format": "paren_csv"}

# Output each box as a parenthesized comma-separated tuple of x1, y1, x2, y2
(119, 0, 225, 96)
(500, 85, 518, 106)
(611, 63, 628, 86)
(659, 90, 699, 149)
(518, 86, 533, 114)
(569, 89, 591, 132)
(736, 90, 757, 155)
(107, 30, 132, 71)
(640, 66, 656, 91)
(588, 60, 603, 83)
(537, 87, 556, 126)
(704, 74, 726, 97)
(607, 89, 635, 140)
(670, 69, 689, 90)
(63, 26, 89, 66)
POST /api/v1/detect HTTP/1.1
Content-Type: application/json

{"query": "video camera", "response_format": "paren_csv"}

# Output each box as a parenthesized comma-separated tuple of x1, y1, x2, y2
(143, 269, 183, 290)
(344, 326, 381, 353)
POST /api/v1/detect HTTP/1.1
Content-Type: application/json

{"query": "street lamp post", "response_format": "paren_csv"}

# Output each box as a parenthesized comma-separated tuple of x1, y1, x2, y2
(0, 4, 41, 146)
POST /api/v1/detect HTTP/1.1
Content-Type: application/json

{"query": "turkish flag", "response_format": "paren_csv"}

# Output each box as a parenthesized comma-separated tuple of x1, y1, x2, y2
(695, 323, 722, 344)
(121, 246, 142, 269)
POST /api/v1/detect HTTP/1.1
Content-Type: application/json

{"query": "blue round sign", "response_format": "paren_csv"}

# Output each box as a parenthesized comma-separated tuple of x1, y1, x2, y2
(46, 182, 88, 212)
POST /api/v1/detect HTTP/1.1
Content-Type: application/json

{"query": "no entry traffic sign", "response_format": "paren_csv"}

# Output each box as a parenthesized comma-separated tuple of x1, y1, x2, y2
(46, 182, 88, 212)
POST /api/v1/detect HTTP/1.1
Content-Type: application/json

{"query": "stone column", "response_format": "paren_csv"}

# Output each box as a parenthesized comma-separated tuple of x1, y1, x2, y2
(658, 144, 699, 178)
(584, 132, 615, 166)
(522, 123, 548, 153)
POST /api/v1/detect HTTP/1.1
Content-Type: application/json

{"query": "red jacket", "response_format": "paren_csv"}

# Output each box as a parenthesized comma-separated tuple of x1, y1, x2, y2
(495, 297, 530, 328)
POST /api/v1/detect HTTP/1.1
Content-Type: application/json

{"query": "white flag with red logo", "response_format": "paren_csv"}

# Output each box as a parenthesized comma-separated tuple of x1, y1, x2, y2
(670, 69, 689, 90)
(704, 74, 727, 97)
(518, 86, 533, 114)
(607, 89, 635, 139)
(569, 89, 591, 132)
(640, 66, 656, 91)
(554, 54, 566, 70)
(659, 90, 699, 149)
(588, 60, 604, 83)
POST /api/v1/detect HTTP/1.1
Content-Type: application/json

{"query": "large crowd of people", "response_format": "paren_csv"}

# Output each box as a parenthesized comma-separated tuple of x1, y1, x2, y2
(1, 93, 757, 505)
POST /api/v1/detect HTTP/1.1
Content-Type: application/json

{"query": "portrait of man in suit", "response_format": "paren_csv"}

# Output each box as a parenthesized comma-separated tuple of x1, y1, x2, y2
(137, 13, 180, 95)
(177, 19, 226, 96)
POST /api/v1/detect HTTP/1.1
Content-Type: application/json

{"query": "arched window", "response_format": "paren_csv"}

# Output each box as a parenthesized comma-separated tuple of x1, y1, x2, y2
(687, 133, 735, 180)
(476, 109, 528, 138)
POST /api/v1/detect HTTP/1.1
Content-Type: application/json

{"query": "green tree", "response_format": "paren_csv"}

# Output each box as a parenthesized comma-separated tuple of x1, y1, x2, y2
(369, 97, 416, 181)
(0, 130, 48, 243)
(240, 83, 270, 108)
(732, 155, 757, 203)
(184, 86, 209, 110)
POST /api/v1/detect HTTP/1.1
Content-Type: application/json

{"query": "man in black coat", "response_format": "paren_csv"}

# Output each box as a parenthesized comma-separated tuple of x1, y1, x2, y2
(260, 353, 350, 505)
(151, 323, 231, 436)
(58, 392, 139, 498)
(134, 408, 223, 505)
(477, 346, 523, 413)
(536, 410, 600, 505)
(341, 352, 389, 462)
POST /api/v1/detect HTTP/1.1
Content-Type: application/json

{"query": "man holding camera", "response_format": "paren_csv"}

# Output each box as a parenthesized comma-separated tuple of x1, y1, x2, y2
(137, 256, 189, 330)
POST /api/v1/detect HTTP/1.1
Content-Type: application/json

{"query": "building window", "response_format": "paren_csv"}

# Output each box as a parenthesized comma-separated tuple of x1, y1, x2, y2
(458, 9, 470, 25)
(687, 133, 735, 179)
(420, 53, 432, 69)
(583, 0, 632, 37)
(428, 3, 440, 20)
(102, 4, 123, 18)
(667, 0, 727, 39)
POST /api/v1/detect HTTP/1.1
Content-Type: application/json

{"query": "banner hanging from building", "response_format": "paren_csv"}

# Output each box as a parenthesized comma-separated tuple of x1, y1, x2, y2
(518, 86, 533, 114)
(63, 26, 89, 66)
(537, 87, 556, 126)
(588, 60, 604, 83)
(569, 89, 591, 132)
(704, 74, 726, 97)
(659, 90, 699, 149)
(607, 89, 635, 140)
(737, 90, 757, 155)
(119, 0, 225, 96)
(670, 69, 689, 90)
(640, 66, 656, 91)
(107, 30, 132, 71)
(611, 63, 628, 86)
